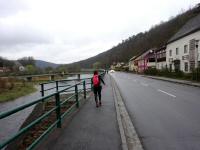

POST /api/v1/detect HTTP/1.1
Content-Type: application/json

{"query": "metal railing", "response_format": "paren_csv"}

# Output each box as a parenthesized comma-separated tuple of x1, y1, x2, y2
(0, 72, 105, 150)
(40, 77, 93, 97)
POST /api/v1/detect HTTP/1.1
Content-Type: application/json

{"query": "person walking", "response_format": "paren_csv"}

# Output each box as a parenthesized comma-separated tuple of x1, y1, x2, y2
(91, 70, 105, 107)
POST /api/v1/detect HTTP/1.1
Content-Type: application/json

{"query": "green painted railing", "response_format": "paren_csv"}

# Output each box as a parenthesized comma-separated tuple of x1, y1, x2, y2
(0, 72, 105, 150)
(40, 77, 93, 97)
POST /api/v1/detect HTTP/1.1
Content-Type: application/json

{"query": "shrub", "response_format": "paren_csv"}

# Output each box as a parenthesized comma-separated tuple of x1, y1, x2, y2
(0, 78, 15, 90)
(173, 70, 184, 78)
(144, 67, 158, 75)
(142, 66, 200, 82)
(192, 67, 200, 81)
(0, 78, 7, 89)
(183, 73, 192, 80)
(157, 68, 171, 77)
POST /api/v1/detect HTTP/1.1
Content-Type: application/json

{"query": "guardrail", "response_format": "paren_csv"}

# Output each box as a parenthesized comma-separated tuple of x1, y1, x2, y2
(0, 72, 105, 150)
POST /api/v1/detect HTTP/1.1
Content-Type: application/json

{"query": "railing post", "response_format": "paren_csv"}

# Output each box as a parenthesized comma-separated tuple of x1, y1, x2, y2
(40, 83, 46, 110)
(41, 84, 44, 97)
(91, 81, 93, 91)
(77, 74, 81, 81)
(55, 92, 61, 128)
(56, 81, 59, 92)
(83, 80, 86, 99)
(75, 84, 79, 108)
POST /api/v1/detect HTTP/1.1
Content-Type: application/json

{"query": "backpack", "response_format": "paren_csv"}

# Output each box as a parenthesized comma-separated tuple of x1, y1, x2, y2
(93, 75, 100, 87)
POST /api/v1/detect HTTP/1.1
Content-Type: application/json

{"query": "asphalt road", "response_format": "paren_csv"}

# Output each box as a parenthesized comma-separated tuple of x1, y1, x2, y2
(111, 72, 200, 150)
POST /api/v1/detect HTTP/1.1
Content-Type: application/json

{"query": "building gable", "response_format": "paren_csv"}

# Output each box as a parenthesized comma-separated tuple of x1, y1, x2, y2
(168, 13, 200, 44)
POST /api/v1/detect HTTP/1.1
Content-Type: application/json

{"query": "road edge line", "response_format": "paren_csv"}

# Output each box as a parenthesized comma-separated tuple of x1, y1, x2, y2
(110, 75, 144, 150)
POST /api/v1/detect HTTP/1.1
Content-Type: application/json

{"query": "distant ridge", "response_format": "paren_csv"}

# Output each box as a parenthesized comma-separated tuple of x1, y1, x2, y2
(35, 60, 60, 69)
(69, 5, 200, 68)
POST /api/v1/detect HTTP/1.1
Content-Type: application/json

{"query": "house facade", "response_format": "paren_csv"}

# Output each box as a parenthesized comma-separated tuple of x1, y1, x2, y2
(110, 62, 128, 71)
(0, 67, 11, 73)
(129, 56, 136, 71)
(166, 13, 200, 73)
(136, 49, 156, 73)
(155, 46, 166, 70)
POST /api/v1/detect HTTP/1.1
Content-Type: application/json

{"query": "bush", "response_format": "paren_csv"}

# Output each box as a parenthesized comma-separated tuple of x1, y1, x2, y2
(0, 78, 7, 89)
(173, 70, 184, 78)
(192, 68, 200, 81)
(0, 78, 15, 90)
(157, 68, 171, 77)
(183, 73, 192, 80)
(142, 67, 200, 82)
(144, 67, 158, 75)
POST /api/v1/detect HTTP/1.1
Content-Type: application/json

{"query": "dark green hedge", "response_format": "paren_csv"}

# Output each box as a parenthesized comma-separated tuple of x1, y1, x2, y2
(144, 67, 200, 82)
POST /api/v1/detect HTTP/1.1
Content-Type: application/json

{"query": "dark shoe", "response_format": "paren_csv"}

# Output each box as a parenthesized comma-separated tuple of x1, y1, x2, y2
(96, 103, 99, 107)
(99, 101, 102, 106)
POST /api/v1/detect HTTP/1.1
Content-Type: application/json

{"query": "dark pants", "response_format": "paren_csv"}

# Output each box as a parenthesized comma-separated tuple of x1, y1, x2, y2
(93, 86, 102, 102)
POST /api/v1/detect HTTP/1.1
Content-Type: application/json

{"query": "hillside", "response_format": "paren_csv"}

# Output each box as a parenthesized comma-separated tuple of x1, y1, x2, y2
(35, 60, 60, 69)
(70, 5, 200, 69)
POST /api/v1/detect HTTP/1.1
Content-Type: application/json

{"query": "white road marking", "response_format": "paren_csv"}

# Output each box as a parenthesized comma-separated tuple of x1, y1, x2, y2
(157, 89, 176, 98)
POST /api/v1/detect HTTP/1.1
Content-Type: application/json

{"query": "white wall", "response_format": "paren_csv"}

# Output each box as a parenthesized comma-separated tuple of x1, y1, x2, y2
(156, 61, 166, 70)
(129, 61, 134, 71)
(166, 30, 200, 73)
(147, 62, 156, 67)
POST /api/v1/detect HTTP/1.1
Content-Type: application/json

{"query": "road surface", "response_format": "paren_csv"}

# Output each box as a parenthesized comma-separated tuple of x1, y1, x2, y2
(112, 72, 200, 150)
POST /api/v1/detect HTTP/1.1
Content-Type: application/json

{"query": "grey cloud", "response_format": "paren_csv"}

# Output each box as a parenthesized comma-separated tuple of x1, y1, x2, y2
(0, 0, 28, 17)
(0, 24, 52, 47)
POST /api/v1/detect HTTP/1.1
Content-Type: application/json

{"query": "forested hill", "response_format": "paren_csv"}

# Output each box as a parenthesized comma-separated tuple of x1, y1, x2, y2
(70, 5, 200, 69)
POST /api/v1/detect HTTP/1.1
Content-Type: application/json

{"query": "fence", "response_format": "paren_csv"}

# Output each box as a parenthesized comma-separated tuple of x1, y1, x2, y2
(0, 72, 105, 150)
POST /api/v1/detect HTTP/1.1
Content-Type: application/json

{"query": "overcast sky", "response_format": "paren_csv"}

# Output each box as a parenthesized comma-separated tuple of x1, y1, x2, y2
(0, 0, 199, 64)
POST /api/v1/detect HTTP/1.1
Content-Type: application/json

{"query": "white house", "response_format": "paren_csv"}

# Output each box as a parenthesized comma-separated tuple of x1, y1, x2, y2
(129, 56, 136, 71)
(155, 46, 167, 70)
(166, 13, 200, 73)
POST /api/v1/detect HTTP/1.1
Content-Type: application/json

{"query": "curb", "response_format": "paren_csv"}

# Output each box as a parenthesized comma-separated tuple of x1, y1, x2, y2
(110, 75, 144, 150)
(143, 75, 200, 88)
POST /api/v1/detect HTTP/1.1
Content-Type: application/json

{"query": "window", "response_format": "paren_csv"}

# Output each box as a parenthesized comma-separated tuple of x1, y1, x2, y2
(184, 45, 188, 53)
(184, 62, 188, 72)
(176, 48, 179, 55)
(169, 50, 172, 56)
(163, 52, 166, 57)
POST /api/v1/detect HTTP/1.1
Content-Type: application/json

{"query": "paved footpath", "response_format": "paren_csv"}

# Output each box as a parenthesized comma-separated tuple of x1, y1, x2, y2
(44, 75, 122, 150)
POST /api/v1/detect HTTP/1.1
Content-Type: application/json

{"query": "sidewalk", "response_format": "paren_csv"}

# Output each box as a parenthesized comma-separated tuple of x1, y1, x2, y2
(42, 75, 122, 150)
(144, 75, 200, 87)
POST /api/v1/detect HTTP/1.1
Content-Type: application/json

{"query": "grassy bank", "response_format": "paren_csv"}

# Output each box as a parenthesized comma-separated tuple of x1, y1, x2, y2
(0, 79, 37, 103)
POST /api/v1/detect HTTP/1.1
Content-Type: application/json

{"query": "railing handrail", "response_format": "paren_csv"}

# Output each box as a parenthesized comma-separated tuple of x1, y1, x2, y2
(0, 81, 84, 120)
(40, 72, 105, 95)
(39, 71, 105, 85)
(39, 77, 91, 85)
(0, 71, 106, 149)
